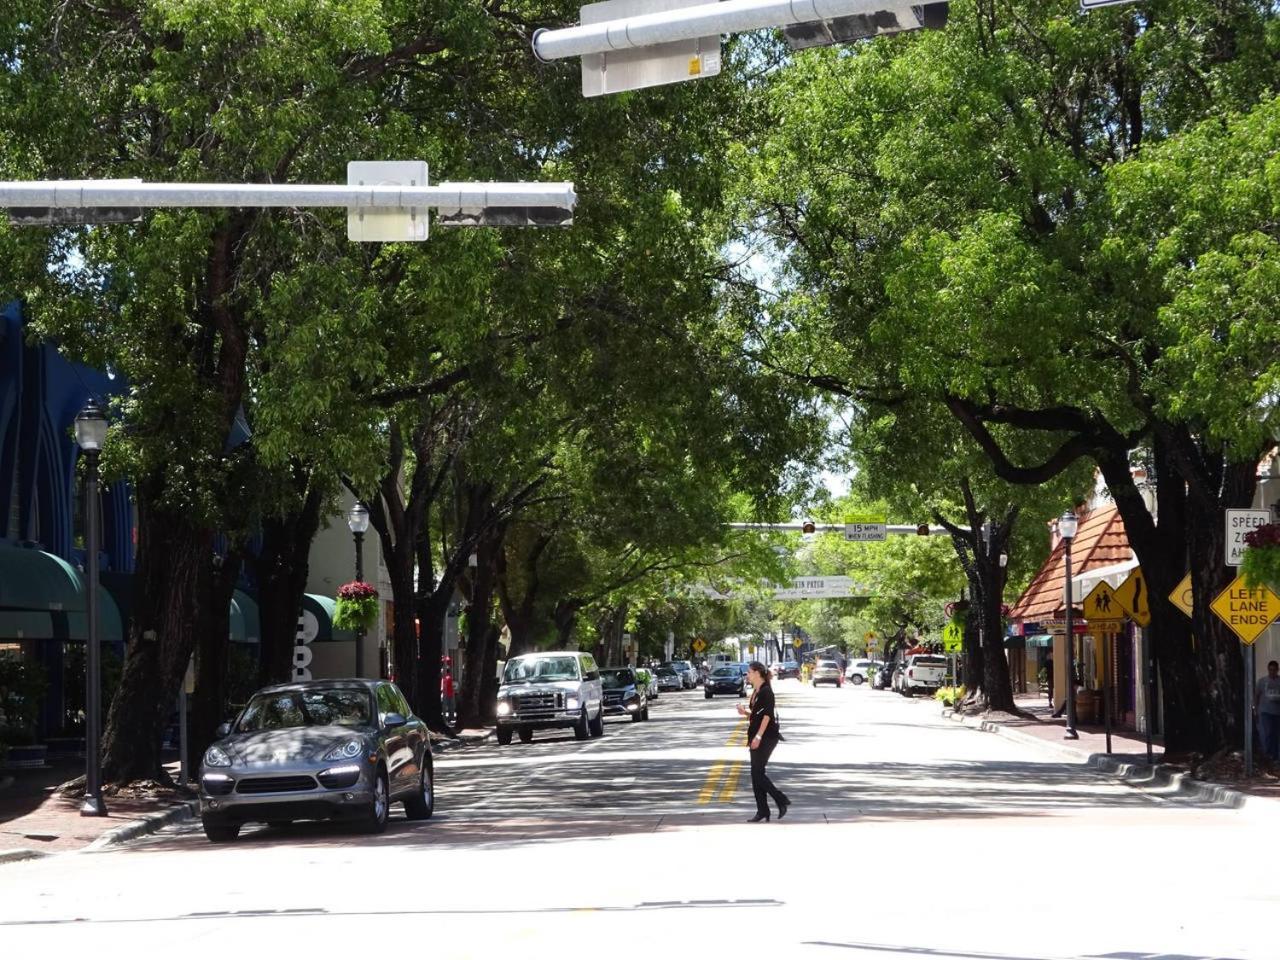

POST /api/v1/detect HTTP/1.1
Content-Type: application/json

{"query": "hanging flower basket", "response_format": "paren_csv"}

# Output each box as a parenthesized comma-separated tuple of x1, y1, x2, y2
(334, 581, 379, 632)
(1241, 523, 1280, 593)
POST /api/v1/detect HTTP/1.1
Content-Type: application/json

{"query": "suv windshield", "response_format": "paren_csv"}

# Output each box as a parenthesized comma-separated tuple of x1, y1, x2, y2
(601, 669, 636, 689)
(237, 688, 372, 732)
(711, 667, 737, 678)
(656, 667, 677, 676)
(503, 656, 581, 684)
(818, 661, 839, 669)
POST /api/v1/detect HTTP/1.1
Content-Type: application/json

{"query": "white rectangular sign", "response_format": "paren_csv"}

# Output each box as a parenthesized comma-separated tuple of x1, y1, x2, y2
(1080, 0, 1142, 9)
(1226, 509, 1273, 567)
(844, 523, 887, 542)
(347, 161, 428, 242)
(772, 576, 868, 600)
(580, 0, 720, 97)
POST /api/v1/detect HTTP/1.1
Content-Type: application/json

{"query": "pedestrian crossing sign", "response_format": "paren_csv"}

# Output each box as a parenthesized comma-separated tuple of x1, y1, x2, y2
(1083, 581, 1125, 623)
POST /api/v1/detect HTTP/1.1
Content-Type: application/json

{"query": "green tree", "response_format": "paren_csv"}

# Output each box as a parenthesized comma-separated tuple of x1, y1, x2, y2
(732, 0, 1280, 754)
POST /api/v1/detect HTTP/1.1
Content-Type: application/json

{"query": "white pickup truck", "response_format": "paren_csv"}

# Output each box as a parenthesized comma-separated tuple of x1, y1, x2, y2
(893, 654, 948, 697)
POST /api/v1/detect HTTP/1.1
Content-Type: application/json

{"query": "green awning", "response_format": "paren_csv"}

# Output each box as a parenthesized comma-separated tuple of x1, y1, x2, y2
(0, 585, 122, 643)
(66, 586, 125, 644)
(229, 589, 260, 645)
(0, 542, 84, 611)
(302, 593, 355, 643)
(1025, 634, 1053, 648)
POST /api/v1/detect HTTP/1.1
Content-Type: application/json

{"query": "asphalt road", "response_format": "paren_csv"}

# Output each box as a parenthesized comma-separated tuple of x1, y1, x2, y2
(0, 679, 1273, 959)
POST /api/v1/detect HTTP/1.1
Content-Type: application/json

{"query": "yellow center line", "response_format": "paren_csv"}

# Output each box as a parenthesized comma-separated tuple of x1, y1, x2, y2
(697, 716, 748, 805)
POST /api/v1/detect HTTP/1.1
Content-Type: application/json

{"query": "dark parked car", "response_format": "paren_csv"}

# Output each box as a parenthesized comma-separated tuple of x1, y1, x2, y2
(704, 666, 746, 698)
(601, 667, 650, 722)
(199, 679, 433, 843)
(774, 660, 800, 680)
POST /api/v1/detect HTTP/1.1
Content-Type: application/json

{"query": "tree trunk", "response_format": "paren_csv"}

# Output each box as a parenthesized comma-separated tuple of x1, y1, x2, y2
(189, 549, 243, 773)
(458, 529, 501, 728)
(254, 480, 324, 687)
(553, 598, 582, 648)
(1186, 457, 1257, 751)
(101, 478, 214, 784)
(1097, 441, 1207, 755)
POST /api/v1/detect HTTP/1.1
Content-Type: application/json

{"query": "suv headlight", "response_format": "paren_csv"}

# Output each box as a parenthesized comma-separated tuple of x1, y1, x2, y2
(323, 739, 363, 762)
(204, 745, 232, 767)
(566, 696, 580, 711)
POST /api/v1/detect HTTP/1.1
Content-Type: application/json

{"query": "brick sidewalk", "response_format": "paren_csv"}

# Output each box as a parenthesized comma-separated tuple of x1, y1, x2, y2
(0, 727, 494, 857)
(958, 692, 1280, 801)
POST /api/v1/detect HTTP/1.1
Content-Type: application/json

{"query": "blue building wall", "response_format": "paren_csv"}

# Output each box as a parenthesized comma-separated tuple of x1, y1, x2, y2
(0, 300, 133, 572)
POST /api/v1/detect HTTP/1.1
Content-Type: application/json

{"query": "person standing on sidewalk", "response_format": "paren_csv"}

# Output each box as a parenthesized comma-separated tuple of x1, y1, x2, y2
(1255, 659, 1280, 762)
(737, 662, 790, 823)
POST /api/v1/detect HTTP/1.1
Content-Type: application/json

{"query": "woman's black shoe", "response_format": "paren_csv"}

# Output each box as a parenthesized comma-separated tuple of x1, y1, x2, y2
(747, 813, 770, 823)
(777, 799, 790, 820)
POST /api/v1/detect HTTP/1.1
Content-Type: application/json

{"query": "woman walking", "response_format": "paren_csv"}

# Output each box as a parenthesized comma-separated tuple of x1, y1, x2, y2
(737, 662, 790, 823)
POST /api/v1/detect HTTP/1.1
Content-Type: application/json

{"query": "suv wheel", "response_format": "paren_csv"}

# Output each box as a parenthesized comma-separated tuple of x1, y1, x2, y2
(202, 817, 240, 844)
(497, 726, 513, 746)
(358, 769, 390, 834)
(852, 675, 864, 685)
(403, 762, 434, 820)
(574, 709, 590, 740)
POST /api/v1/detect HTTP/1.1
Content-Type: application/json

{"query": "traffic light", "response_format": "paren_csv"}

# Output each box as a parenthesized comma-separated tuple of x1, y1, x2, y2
(917, 523, 930, 536)
(801, 520, 816, 534)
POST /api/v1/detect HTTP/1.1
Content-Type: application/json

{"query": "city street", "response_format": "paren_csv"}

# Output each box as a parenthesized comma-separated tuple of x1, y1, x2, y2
(0, 679, 1273, 959)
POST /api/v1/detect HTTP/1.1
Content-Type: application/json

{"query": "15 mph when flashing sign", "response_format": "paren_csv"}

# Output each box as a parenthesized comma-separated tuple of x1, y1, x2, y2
(1209, 576, 1280, 646)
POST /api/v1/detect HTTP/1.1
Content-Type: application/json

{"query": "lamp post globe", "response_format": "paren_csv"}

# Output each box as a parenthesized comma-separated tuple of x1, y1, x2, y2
(1059, 510, 1079, 741)
(347, 501, 370, 678)
(75, 399, 109, 816)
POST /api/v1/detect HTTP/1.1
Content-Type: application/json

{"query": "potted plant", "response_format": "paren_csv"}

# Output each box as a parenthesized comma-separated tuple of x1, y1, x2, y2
(333, 580, 380, 632)
(1241, 522, 1280, 593)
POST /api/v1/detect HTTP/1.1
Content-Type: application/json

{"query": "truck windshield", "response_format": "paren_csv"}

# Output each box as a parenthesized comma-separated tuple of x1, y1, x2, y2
(503, 656, 580, 683)
(914, 656, 948, 666)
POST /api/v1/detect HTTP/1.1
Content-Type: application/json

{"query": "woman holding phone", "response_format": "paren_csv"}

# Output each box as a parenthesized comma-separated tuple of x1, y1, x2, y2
(737, 661, 790, 822)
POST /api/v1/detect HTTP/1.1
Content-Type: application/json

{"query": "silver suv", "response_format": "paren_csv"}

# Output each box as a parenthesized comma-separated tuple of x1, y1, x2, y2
(495, 651, 605, 745)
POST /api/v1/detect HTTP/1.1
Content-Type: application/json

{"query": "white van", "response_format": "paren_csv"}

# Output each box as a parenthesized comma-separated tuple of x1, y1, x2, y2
(495, 651, 605, 745)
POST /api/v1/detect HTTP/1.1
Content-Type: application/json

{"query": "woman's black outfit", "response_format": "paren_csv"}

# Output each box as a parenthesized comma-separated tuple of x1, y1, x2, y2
(748, 681, 789, 820)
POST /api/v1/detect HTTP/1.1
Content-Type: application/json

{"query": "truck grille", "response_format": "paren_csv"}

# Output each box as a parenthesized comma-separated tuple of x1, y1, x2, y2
(512, 691, 563, 719)
(236, 775, 317, 794)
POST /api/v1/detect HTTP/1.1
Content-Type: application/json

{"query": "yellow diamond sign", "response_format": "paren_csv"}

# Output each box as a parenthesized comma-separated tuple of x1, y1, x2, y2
(1168, 572, 1194, 619)
(1209, 576, 1280, 646)
(692, 638, 706, 654)
(1114, 568, 1151, 627)
(1083, 581, 1125, 622)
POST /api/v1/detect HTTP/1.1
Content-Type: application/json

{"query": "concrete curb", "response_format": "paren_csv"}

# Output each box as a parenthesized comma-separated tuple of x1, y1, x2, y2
(941, 707, 1254, 810)
(0, 847, 49, 864)
(431, 729, 495, 753)
(82, 799, 199, 852)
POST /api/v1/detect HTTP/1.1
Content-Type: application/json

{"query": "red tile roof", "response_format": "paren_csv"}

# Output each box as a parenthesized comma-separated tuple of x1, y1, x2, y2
(1008, 504, 1132, 623)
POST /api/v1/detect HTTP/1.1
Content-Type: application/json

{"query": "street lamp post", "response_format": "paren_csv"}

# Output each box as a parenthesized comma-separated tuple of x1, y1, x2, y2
(347, 502, 370, 679)
(74, 400, 109, 816)
(1059, 510, 1079, 741)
